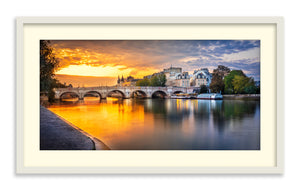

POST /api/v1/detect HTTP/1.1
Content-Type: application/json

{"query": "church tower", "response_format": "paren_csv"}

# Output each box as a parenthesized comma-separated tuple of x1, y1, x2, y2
(117, 75, 120, 84)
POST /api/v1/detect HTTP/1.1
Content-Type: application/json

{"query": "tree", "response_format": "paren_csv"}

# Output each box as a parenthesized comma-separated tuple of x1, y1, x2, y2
(40, 40, 60, 102)
(232, 75, 248, 94)
(244, 85, 257, 94)
(136, 74, 166, 87)
(136, 78, 150, 86)
(151, 73, 166, 86)
(210, 73, 224, 93)
(243, 77, 257, 94)
(209, 65, 230, 93)
(224, 70, 246, 94)
(232, 75, 257, 94)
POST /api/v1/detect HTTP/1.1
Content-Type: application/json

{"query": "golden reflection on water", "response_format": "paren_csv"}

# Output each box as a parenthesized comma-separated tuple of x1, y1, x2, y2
(48, 98, 260, 150)
(49, 97, 154, 149)
(61, 98, 79, 102)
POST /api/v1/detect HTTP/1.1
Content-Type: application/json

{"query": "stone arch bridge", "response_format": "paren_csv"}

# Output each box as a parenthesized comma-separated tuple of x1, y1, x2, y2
(54, 86, 195, 100)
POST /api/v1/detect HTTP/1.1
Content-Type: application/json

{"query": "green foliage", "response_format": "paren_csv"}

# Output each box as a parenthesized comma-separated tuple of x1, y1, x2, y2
(244, 85, 257, 94)
(243, 77, 257, 94)
(150, 76, 159, 86)
(211, 68, 257, 94)
(199, 85, 209, 93)
(137, 74, 167, 87)
(224, 70, 246, 94)
(136, 78, 150, 86)
(232, 75, 248, 94)
(40, 40, 60, 102)
(232, 75, 257, 94)
(153, 74, 167, 86)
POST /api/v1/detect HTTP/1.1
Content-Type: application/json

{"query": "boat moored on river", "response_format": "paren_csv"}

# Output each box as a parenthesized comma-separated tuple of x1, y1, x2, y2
(170, 93, 198, 99)
(197, 93, 223, 100)
(171, 93, 191, 99)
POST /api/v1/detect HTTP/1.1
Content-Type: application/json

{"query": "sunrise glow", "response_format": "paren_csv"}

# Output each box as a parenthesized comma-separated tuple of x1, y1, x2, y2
(55, 64, 157, 79)
(56, 65, 132, 77)
(50, 40, 260, 86)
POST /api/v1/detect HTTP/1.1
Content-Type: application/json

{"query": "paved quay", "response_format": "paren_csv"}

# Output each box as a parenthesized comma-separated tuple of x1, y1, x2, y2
(40, 106, 96, 150)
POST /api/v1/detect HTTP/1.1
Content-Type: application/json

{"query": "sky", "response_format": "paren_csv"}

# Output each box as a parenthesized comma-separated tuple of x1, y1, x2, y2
(51, 40, 260, 81)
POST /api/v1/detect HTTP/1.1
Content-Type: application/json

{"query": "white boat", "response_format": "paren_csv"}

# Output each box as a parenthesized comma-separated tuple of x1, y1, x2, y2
(197, 93, 223, 100)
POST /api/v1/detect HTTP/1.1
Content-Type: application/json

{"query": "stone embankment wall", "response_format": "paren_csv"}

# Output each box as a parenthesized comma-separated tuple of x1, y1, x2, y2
(223, 94, 260, 100)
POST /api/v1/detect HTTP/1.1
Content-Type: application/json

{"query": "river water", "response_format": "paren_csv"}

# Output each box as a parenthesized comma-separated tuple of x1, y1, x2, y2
(48, 98, 260, 150)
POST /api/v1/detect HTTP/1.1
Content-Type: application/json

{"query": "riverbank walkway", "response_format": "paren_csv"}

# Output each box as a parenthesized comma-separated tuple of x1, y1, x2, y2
(40, 106, 96, 150)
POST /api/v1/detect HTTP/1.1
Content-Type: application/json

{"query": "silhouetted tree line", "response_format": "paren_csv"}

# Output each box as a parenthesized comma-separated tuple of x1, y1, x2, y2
(40, 40, 67, 102)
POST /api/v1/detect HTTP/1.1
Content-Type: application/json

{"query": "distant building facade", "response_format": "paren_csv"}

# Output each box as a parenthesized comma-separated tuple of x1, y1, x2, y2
(163, 66, 182, 74)
(134, 66, 213, 88)
(163, 66, 183, 86)
(175, 72, 190, 87)
(190, 68, 212, 87)
(145, 66, 212, 88)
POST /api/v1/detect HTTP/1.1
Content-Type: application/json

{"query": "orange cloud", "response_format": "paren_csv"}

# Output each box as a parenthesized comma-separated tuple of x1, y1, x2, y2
(49, 40, 260, 80)
(52, 44, 158, 78)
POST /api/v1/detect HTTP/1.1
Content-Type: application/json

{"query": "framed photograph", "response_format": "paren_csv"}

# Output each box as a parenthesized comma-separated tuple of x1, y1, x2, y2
(16, 17, 284, 174)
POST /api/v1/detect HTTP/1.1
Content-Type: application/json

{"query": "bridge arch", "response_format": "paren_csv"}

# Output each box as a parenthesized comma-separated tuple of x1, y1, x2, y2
(83, 91, 103, 99)
(59, 91, 80, 101)
(130, 90, 148, 98)
(172, 90, 184, 95)
(151, 90, 168, 98)
(107, 90, 126, 98)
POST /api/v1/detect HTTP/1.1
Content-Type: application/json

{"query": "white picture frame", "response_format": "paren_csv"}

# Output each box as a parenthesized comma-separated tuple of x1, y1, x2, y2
(16, 17, 284, 174)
